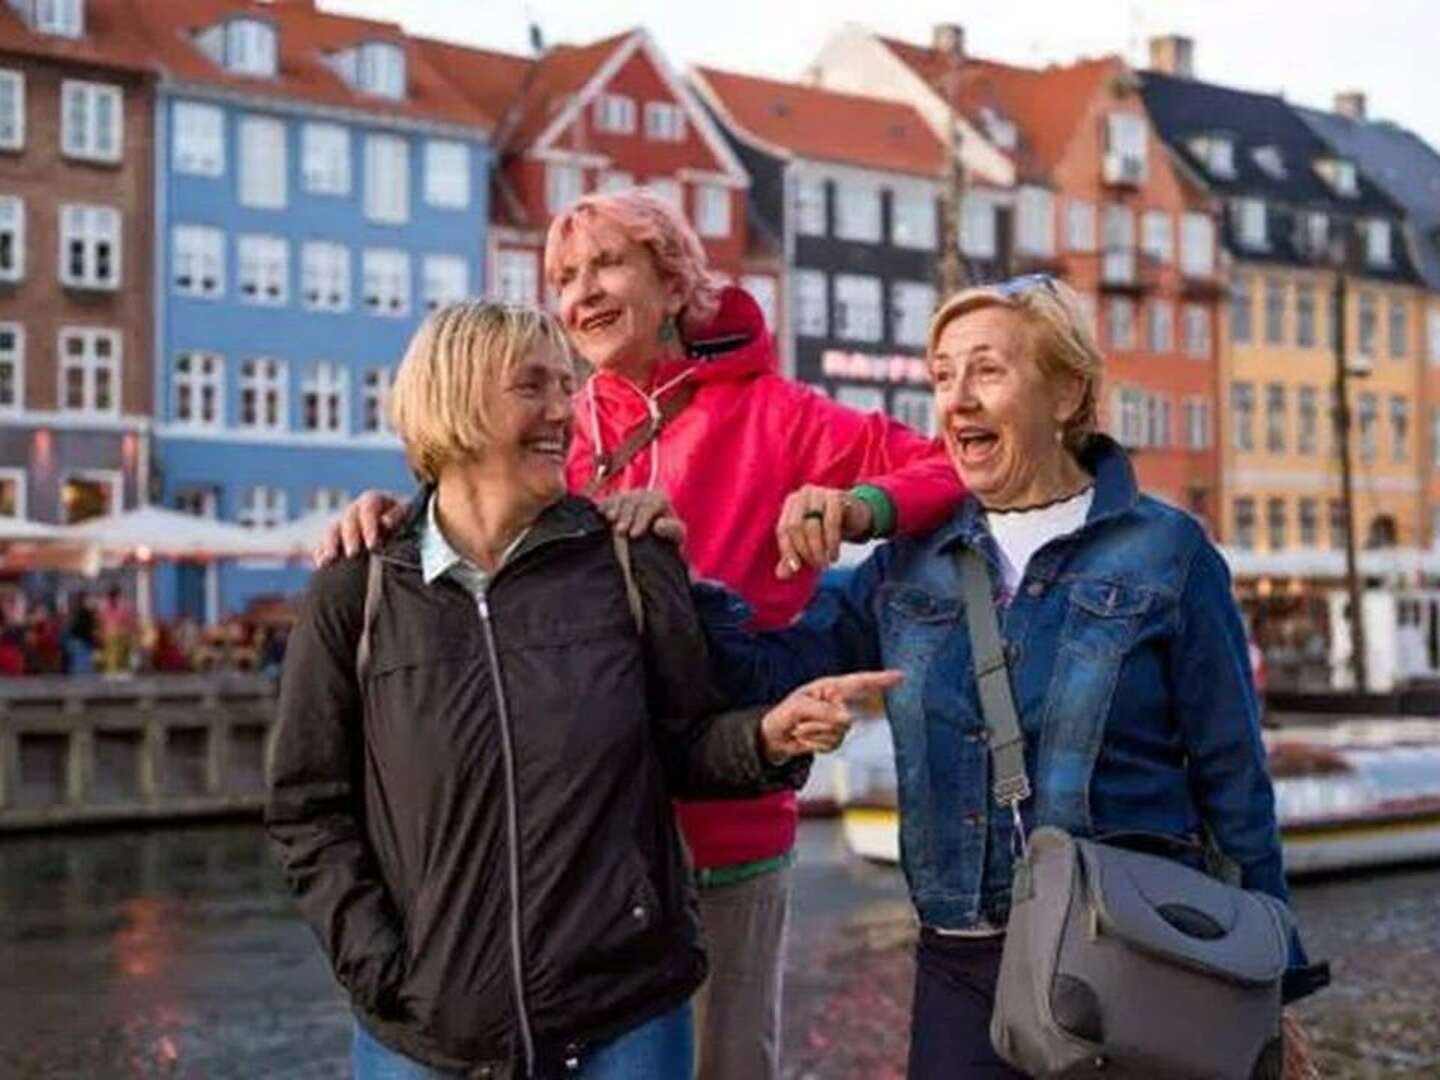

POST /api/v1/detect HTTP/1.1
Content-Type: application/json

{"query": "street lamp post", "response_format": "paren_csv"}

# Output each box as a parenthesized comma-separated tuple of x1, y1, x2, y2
(1331, 258, 1368, 692)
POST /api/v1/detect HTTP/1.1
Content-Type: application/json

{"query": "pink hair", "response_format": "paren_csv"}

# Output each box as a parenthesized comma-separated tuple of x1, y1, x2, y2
(543, 189, 727, 330)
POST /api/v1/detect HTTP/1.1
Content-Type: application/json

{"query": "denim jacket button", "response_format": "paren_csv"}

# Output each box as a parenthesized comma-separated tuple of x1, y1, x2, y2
(1026, 580, 1045, 597)
(964, 813, 981, 827)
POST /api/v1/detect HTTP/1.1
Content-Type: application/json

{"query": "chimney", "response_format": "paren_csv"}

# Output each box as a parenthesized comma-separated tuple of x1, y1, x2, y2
(1334, 91, 1367, 121)
(1148, 35, 1194, 78)
(932, 23, 965, 60)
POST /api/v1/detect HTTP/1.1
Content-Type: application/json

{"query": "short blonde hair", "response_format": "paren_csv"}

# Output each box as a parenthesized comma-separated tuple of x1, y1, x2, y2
(544, 189, 727, 330)
(927, 277, 1103, 453)
(389, 301, 572, 484)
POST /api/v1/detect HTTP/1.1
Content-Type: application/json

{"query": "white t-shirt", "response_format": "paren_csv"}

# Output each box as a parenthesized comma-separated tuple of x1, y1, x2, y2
(984, 487, 1094, 601)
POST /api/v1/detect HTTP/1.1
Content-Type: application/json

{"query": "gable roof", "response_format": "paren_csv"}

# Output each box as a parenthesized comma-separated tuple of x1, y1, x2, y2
(412, 36, 533, 132)
(130, 0, 488, 131)
(0, 0, 157, 76)
(1139, 70, 1396, 214)
(1299, 107, 1440, 290)
(497, 29, 633, 152)
(691, 66, 943, 178)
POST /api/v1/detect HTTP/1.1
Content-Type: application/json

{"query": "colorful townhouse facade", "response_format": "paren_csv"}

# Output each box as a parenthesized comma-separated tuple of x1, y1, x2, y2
(0, 0, 156, 526)
(135, 0, 492, 618)
(1142, 41, 1425, 558)
(1299, 94, 1440, 550)
(691, 66, 945, 429)
(417, 29, 761, 326)
(807, 24, 1223, 523)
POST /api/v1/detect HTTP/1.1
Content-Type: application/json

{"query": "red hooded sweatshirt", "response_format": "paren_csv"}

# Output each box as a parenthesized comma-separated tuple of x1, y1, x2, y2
(567, 286, 964, 869)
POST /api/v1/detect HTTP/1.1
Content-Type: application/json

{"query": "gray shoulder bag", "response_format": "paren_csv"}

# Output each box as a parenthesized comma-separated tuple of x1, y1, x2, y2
(957, 547, 1294, 1080)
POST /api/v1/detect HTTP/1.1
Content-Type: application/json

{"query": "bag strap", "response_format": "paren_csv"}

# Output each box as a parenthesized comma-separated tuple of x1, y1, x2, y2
(583, 380, 698, 497)
(611, 533, 645, 637)
(956, 548, 1033, 837)
(356, 555, 384, 682)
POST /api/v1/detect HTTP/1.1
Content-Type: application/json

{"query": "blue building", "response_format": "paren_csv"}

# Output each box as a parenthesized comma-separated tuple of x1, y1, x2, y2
(137, 1, 493, 619)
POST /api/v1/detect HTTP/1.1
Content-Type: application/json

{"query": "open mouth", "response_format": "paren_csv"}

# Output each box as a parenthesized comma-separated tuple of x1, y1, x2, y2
(951, 426, 1000, 466)
(522, 435, 569, 463)
(579, 309, 621, 334)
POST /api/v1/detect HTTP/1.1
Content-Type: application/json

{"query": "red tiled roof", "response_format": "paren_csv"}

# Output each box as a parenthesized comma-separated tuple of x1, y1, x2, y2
(412, 36, 533, 132)
(129, 0, 489, 130)
(880, 35, 1122, 181)
(0, 0, 157, 75)
(499, 29, 635, 151)
(695, 66, 944, 177)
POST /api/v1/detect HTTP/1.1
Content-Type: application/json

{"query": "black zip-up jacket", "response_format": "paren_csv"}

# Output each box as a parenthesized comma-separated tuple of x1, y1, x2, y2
(267, 495, 807, 1078)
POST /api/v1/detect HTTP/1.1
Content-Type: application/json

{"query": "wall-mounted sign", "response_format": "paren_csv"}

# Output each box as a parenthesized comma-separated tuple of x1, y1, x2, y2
(820, 350, 930, 386)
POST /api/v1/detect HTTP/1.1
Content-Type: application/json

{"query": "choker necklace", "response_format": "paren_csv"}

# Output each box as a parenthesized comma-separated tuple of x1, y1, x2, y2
(984, 483, 1094, 516)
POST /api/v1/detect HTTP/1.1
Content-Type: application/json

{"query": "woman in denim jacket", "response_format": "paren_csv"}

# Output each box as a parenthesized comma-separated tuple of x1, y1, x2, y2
(698, 276, 1319, 1078)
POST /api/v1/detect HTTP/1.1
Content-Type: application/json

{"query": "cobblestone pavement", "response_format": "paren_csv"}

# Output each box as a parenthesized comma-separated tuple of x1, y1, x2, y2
(0, 821, 1435, 1078)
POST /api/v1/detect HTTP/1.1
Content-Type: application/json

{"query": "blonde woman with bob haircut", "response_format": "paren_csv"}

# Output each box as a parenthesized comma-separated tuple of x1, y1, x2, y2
(319, 189, 963, 1080)
(268, 301, 901, 1080)
(697, 273, 1322, 1077)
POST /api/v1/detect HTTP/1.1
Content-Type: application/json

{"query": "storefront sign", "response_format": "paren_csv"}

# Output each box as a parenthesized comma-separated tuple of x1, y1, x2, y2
(820, 350, 930, 386)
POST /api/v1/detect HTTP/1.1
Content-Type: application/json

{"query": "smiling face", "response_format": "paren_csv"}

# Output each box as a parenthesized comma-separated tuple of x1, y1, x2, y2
(932, 304, 1083, 510)
(470, 343, 576, 506)
(554, 215, 685, 379)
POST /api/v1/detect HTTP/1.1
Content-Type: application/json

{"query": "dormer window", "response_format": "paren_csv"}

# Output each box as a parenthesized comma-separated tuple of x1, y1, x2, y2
(196, 18, 278, 78)
(980, 107, 1017, 151)
(1252, 145, 1286, 180)
(329, 42, 406, 100)
(1187, 134, 1235, 180)
(1104, 113, 1147, 185)
(14, 0, 85, 38)
(1233, 197, 1267, 251)
(1316, 157, 1358, 198)
(1365, 218, 1392, 267)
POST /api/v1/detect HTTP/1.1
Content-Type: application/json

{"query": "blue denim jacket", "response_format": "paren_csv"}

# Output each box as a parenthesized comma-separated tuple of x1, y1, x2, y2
(700, 437, 1294, 938)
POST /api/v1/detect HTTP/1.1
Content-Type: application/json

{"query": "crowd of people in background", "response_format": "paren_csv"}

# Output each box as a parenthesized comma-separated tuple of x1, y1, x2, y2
(0, 587, 288, 677)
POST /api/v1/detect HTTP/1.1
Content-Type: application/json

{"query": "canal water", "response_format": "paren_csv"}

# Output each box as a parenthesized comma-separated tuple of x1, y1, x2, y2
(0, 821, 1436, 1079)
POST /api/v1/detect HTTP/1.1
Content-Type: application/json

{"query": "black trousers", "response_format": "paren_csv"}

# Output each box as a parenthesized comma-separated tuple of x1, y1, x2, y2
(907, 928, 1028, 1079)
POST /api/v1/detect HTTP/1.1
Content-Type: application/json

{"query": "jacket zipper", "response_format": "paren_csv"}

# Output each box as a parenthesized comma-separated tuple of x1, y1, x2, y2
(475, 592, 537, 1078)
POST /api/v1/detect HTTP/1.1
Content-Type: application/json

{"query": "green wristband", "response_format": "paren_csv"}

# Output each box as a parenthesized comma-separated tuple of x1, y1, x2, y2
(848, 484, 897, 539)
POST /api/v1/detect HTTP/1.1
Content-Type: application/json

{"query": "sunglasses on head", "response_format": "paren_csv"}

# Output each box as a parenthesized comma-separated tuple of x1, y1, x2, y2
(995, 273, 1060, 299)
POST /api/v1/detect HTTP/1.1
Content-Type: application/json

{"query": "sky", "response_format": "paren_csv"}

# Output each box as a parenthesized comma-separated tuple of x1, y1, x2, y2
(325, 0, 1440, 151)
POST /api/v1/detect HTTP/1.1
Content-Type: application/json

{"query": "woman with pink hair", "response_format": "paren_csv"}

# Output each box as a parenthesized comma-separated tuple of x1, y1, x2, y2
(319, 189, 963, 1079)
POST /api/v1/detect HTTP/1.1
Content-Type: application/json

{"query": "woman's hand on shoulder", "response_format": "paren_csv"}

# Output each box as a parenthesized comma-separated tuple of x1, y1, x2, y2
(598, 490, 687, 546)
(312, 490, 407, 567)
(774, 485, 874, 580)
(760, 670, 902, 763)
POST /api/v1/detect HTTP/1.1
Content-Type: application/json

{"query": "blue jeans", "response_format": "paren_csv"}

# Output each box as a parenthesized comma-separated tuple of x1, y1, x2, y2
(352, 1002, 694, 1079)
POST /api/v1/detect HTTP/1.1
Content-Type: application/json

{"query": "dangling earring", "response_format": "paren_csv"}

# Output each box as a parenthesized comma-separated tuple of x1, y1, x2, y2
(658, 315, 679, 345)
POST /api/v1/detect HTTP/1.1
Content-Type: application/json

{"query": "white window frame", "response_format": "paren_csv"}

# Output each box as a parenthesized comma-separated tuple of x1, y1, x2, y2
(0, 466, 25, 518)
(0, 323, 23, 416)
(301, 361, 349, 434)
(307, 487, 350, 515)
(0, 195, 24, 283)
(59, 203, 121, 289)
(1141, 210, 1173, 264)
(493, 249, 539, 306)
(644, 101, 685, 142)
(1066, 200, 1097, 252)
(1390, 394, 1410, 462)
(645, 177, 682, 211)
(1106, 112, 1148, 181)
(423, 254, 469, 312)
(172, 351, 224, 430)
(0, 69, 26, 150)
(225, 19, 279, 78)
(301, 241, 350, 312)
(302, 122, 351, 196)
(892, 281, 937, 348)
(1102, 204, 1134, 284)
(546, 163, 583, 214)
(238, 115, 287, 210)
(1298, 386, 1319, 456)
(424, 140, 470, 209)
(1237, 198, 1267, 251)
(1366, 218, 1392, 267)
(237, 485, 287, 529)
(1016, 186, 1055, 257)
(237, 234, 289, 306)
(1389, 297, 1408, 359)
(35, 0, 84, 37)
(1113, 386, 1147, 449)
(793, 270, 828, 338)
(1183, 397, 1212, 451)
(1182, 304, 1210, 359)
(595, 93, 636, 134)
(362, 248, 411, 317)
(58, 326, 121, 417)
(793, 174, 826, 237)
(362, 367, 393, 433)
(61, 80, 122, 163)
(1148, 300, 1174, 353)
(834, 273, 882, 342)
(597, 170, 634, 194)
(961, 192, 996, 258)
(891, 188, 937, 250)
(1180, 212, 1215, 278)
(239, 357, 287, 431)
(1107, 298, 1136, 351)
(171, 224, 224, 299)
(892, 389, 936, 436)
(358, 42, 406, 100)
(696, 184, 730, 239)
(172, 101, 224, 177)
(364, 134, 410, 224)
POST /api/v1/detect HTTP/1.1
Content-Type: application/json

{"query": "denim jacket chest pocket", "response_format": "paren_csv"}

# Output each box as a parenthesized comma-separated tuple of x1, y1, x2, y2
(878, 583, 961, 715)
(1059, 579, 1154, 659)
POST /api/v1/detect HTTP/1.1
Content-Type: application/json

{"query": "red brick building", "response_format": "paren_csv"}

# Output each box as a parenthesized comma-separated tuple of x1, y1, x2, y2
(0, 0, 156, 523)
(418, 29, 755, 322)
